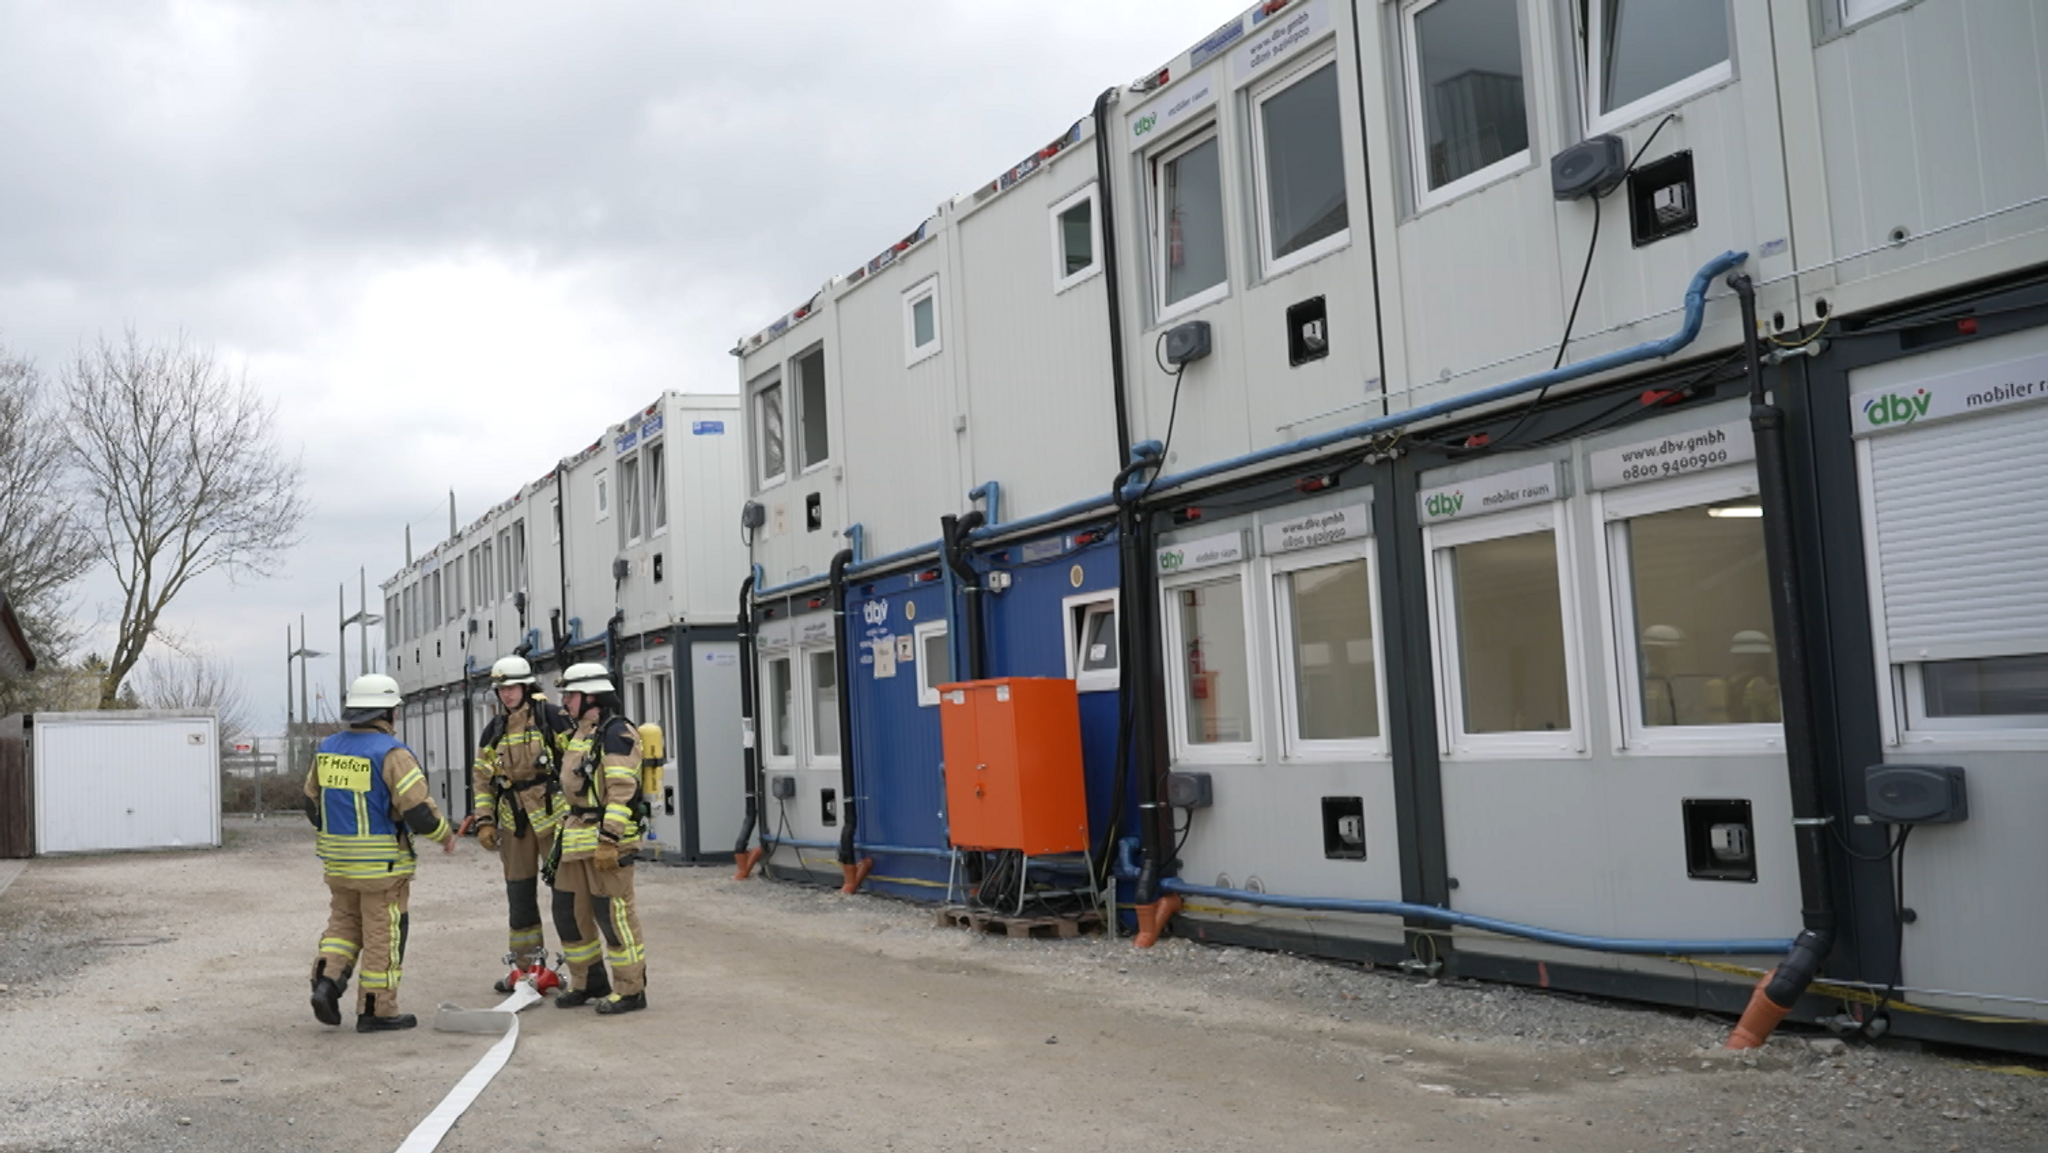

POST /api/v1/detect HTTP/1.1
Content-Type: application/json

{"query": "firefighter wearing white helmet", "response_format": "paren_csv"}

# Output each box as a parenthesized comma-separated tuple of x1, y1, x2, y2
(301, 674, 457, 1032)
(550, 661, 649, 1015)
(471, 653, 573, 995)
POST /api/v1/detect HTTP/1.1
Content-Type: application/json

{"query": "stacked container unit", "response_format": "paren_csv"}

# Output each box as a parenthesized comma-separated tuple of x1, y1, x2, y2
(1787, 0, 2048, 1050)
(732, 0, 2048, 1052)
(736, 111, 1140, 896)
(379, 392, 748, 863)
(1097, 0, 2048, 1052)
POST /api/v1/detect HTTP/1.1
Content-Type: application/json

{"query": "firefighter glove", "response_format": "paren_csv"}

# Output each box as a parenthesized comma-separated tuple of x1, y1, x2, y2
(594, 839, 620, 871)
(477, 823, 499, 852)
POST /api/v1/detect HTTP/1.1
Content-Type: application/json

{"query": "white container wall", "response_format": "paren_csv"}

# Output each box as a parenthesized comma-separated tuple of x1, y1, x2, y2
(33, 711, 221, 855)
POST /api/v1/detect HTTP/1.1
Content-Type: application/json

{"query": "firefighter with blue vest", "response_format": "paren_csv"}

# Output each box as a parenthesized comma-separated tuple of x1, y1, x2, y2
(302, 674, 457, 1032)
(550, 661, 648, 1015)
(472, 654, 572, 994)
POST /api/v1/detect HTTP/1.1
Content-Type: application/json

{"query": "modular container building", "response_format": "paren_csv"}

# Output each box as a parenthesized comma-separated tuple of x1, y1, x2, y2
(378, 392, 749, 863)
(0, 711, 221, 857)
(732, 0, 2048, 1055)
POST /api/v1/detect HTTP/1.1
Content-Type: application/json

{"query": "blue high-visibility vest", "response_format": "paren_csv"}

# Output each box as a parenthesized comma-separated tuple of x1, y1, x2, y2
(313, 729, 418, 879)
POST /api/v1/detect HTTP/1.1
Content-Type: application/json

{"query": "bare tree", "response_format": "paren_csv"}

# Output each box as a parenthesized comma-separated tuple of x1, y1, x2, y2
(0, 342, 95, 658)
(62, 332, 308, 710)
(135, 652, 252, 739)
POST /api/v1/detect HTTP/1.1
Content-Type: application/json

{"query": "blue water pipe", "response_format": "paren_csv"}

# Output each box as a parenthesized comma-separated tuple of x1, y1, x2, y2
(969, 481, 1002, 527)
(1115, 839, 1791, 958)
(1133, 250, 1749, 499)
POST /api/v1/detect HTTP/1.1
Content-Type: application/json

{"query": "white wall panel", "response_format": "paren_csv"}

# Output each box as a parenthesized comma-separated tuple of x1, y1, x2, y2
(956, 153, 1123, 516)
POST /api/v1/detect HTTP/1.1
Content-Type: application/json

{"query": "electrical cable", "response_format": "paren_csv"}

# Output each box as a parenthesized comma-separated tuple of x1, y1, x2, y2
(1827, 818, 1911, 864)
(1866, 824, 1916, 1031)
(1767, 316, 1831, 350)
(1487, 114, 1681, 450)
(1141, 333, 1190, 501)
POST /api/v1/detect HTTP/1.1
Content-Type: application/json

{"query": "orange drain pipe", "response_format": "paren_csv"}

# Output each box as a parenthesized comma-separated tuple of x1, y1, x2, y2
(840, 857, 875, 894)
(733, 846, 764, 880)
(1726, 973, 1792, 1049)
(1133, 894, 1182, 948)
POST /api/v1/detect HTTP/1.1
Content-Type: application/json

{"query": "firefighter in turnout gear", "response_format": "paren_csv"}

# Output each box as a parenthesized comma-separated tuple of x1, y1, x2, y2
(550, 662, 649, 1015)
(472, 655, 573, 994)
(302, 674, 457, 1032)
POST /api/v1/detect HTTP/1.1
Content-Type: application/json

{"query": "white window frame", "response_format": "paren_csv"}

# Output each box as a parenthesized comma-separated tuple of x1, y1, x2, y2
(914, 620, 950, 708)
(1402, 0, 1532, 212)
(1593, 468, 1784, 756)
(802, 643, 843, 768)
(759, 647, 798, 766)
(1272, 539, 1390, 762)
(1061, 590, 1121, 694)
(652, 672, 675, 762)
(1149, 125, 1232, 323)
(593, 468, 611, 521)
(790, 343, 831, 474)
(903, 276, 942, 367)
(645, 440, 668, 536)
(1841, 0, 1909, 27)
(620, 453, 643, 547)
(751, 369, 787, 490)
(1582, 0, 1735, 136)
(1049, 183, 1103, 294)
(1424, 501, 1586, 759)
(1854, 438, 2048, 751)
(1250, 52, 1351, 275)
(549, 497, 561, 543)
(1160, 564, 1263, 765)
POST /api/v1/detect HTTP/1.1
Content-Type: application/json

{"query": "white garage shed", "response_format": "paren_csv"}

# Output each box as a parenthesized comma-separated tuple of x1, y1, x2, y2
(3, 711, 222, 856)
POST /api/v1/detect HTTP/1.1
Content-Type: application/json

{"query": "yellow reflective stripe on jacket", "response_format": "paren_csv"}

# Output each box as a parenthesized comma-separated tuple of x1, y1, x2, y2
(559, 825, 601, 855)
(392, 767, 425, 797)
(316, 830, 418, 878)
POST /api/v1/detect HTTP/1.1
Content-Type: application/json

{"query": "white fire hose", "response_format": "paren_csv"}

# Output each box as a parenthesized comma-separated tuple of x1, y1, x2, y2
(393, 981, 544, 1153)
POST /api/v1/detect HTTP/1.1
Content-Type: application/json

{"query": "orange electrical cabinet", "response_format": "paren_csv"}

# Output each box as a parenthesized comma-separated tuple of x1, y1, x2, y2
(938, 677, 1089, 855)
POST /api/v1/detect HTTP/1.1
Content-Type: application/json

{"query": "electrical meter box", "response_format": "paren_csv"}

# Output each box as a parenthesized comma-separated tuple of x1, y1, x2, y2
(938, 677, 1088, 855)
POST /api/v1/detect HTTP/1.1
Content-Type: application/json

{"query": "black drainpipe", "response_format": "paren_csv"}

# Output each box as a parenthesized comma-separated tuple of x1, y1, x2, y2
(828, 548, 858, 867)
(733, 573, 759, 855)
(1098, 453, 1158, 893)
(554, 463, 571, 669)
(1092, 87, 1133, 464)
(939, 511, 988, 679)
(1725, 272, 1836, 1047)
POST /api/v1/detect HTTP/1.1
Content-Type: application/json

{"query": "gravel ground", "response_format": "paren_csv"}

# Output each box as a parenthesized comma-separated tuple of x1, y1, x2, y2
(0, 818, 2042, 1153)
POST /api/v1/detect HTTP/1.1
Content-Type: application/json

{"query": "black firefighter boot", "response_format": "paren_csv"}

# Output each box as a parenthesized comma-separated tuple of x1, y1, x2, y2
(309, 974, 344, 1028)
(593, 990, 646, 1016)
(555, 964, 612, 1009)
(356, 993, 418, 1033)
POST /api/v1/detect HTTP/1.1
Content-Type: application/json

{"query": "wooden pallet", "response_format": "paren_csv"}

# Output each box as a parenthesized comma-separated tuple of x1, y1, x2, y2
(936, 905, 1103, 940)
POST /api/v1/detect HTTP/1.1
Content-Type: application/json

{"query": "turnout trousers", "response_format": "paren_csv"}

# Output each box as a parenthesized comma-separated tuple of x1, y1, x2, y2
(496, 819, 557, 958)
(312, 875, 411, 1018)
(552, 858, 645, 996)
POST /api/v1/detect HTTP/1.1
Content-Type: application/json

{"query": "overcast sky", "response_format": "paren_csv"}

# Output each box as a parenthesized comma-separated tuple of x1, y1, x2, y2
(0, 0, 1255, 732)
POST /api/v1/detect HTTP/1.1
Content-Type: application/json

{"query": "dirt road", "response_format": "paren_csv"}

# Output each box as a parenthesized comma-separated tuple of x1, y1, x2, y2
(0, 819, 2041, 1152)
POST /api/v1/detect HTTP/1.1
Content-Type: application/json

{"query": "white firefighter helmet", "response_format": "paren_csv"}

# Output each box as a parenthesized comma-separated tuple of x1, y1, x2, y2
(490, 655, 537, 686)
(343, 674, 403, 713)
(1641, 624, 1685, 648)
(1730, 629, 1775, 655)
(559, 662, 616, 695)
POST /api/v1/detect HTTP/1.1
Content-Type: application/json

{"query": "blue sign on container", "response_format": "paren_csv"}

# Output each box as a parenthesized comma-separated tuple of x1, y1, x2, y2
(692, 420, 725, 435)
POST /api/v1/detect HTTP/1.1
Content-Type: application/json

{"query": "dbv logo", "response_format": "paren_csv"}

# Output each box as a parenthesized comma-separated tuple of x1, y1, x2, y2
(861, 601, 888, 626)
(1863, 389, 1931, 427)
(1133, 113, 1157, 138)
(1425, 491, 1464, 518)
